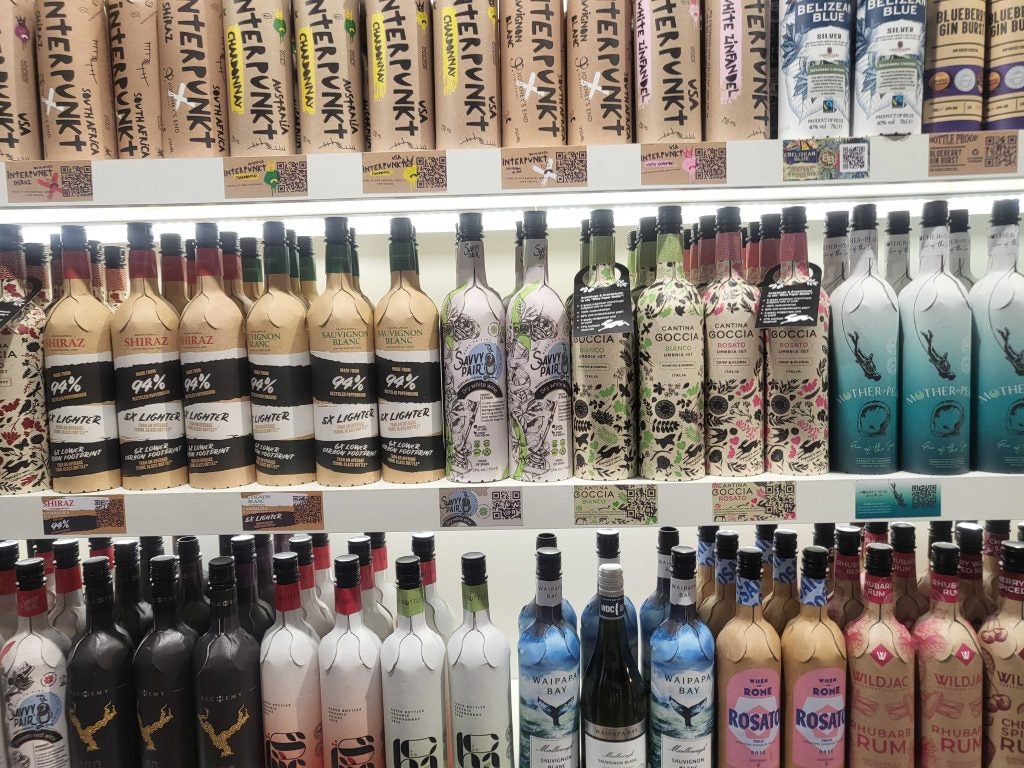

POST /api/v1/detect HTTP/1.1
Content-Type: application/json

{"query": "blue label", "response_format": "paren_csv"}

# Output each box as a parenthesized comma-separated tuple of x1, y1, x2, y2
(716, 557, 737, 585)
(799, 576, 828, 606)
(518, 620, 581, 768)
(855, 478, 940, 518)
(773, 556, 797, 584)
(697, 539, 714, 567)
(737, 576, 761, 607)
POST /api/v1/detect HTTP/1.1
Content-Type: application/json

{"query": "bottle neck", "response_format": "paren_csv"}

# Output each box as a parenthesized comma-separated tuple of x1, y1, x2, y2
(84, 585, 117, 632)
(335, 583, 363, 628)
(462, 580, 492, 624)
(595, 590, 631, 655)
(222, 250, 243, 288)
(715, 556, 737, 599)
(55, 565, 82, 597)
(919, 225, 950, 274)
(636, 238, 656, 284)
(396, 585, 428, 630)
(181, 558, 205, 601)
(798, 574, 828, 618)
(589, 234, 616, 275)
(885, 233, 910, 279)
(655, 552, 671, 597)
(988, 224, 1020, 272)
(930, 570, 961, 618)
(654, 231, 684, 281)
(389, 239, 418, 280)
(210, 585, 241, 631)
(668, 576, 698, 622)
(892, 550, 918, 590)
(115, 571, 142, 607)
(848, 229, 878, 276)
(128, 248, 160, 294)
(455, 238, 488, 286)
(236, 560, 260, 603)
(535, 577, 565, 625)
(325, 242, 354, 279)
(0, 249, 28, 296)
(959, 551, 984, 590)
(779, 230, 810, 278)
(863, 571, 896, 619)
(579, 240, 590, 271)
(522, 237, 549, 284)
(17, 586, 52, 633)
(735, 574, 763, 615)
(833, 553, 863, 599)
(194, 245, 225, 295)
(62, 249, 94, 297)
(772, 554, 797, 595)
(715, 230, 743, 280)
(274, 580, 303, 617)
(152, 590, 181, 630)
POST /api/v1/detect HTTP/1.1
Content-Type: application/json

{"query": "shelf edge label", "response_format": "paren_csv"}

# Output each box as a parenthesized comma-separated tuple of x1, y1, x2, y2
(439, 487, 524, 528)
(854, 479, 940, 519)
(223, 155, 308, 199)
(782, 138, 870, 182)
(500, 147, 587, 189)
(640, 142, 727, 185)
(711, 481, 796, 522)
(7, 160, 94, 203)
(41, 494, 126, 535)
(573, 484, 658, 526)
(241, 490, 324, 531)
(927, 131, 1018, 177)
(362, 151, 448, 194)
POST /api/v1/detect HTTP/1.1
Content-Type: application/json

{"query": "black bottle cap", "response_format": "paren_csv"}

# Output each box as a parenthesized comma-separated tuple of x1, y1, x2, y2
(195, 222, 219, 248)
(986, 520, 1011, 536)
(889, 522, 916, 552)
(160, 233, 183, 256)
(231, 535, 256, 563)
(657, 205, 682, 234)
(836, 526, 862, 556)
(325, 216, 349, 245)
(737, 548, 763, 581)
(536, 532, 557, 550)
(865, 543, 893, 577)
(49, 233, 61, 255)
(922, 200, 949, 228)
(16, 558, 45, 591)
(536, 547, 561, 580)
(0, 541, 19, 570)
(747, 221, 761, 243)
(87, 240, 102, 263)
(683, 229, 692, 250)
(411, 532, 437, 562)
(395, 555, 422, 589)
(825, 211, 849, 237)
(60, 225, 87, 250)
(929, 520, 953, 545)
(459, 212, 484, 241)
(590, 209, 614, 236)
(24, 243, 46, 265)
(596, 528, 620, 558)
(312, 533, 330, 549)
(335, 554, 361, 588)
(114, 538, 139, 565)
(273, 552, 299, 585)
(186, 240, 197, 264)
(263, 221, 286, 246)
(716, 206, 742, 233)
(53, 539, 79, 569)
(627, 230, 638, 251)
(462, 552, 487, 586)
(208, 556, 235, 587)
(140, 536, 165, 557)
(286, 229, 297, 248)
(802, 546, 829, 580)
(670, 546, 696, 580)
(865, 522, 888, 536)
(956, 522, 983, 555)
(297, 236, 314, 258)
(931, 541, 960, 577)
(690, 223, 700, 244)
(697, 525, 719, 543)
(887, 210, 911, 235)
(127, 222, 154, 250)
(716, 530, 739, 559)
(774, 529, 798, 559)
(31, 538, 53, 555)
(760, 213, 782, 239)
(177, 535, 201, 562)
(221, 231, 238, 253)
(580, 220, 591, 243)
(949, 209, 970, 233)
(852, 204, 877, 231)
(657, 527, 679, 555)
(992, 199, 1021, 226)
(390, 217, 414, 242)
(523, 210, 547, 239)
(698, 215, 717, 236)
(82, 556, 111, 588)
(239, 237, 259, 260)
(103, 246, 124, 268)
(218, 534, 235, 557)
(1002, 541, 1024, 575)
(781, 206, 807, 233)
(149, 555, 178, 586)
(755, 524, 777, 543)
(367, 532, 386, 549)
(639, 216, 657, 242)
(0, 224, 22, 251)
(88, 536, 111, 550)
(289, 534, 314, 565)
(255, 534, 273, 551)
(348, 536, 372, 566)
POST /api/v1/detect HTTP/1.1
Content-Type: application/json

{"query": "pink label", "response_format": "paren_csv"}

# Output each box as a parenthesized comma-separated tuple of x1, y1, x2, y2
(960, 553, 982, 580)
(1003, 573, 1024, 601)
(725, 668, 781, 766)
(791, 668, 846, 767)
(834, 554, 860, 583)
(892, 552, 916, 579)
(931, 572, 959, 604)
(864, 575, 892, 605)
(984, 530, 1007, 557)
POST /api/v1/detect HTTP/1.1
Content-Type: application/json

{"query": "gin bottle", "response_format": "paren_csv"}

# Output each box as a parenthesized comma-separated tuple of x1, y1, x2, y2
(884, 211, 912, 295)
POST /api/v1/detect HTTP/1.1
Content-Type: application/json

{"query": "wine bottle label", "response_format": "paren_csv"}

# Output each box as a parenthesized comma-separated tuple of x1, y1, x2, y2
(2, 650, 69, 763)
(137, 682, 196, 764)
(773, 556, 797, 585)
(180, 348, 255, 473)
(960, 553, 983, 580)
(114, 351, 187, 476)
(321, 627, 385, 768)
(397, 588, 425, 618)
(537, 580, 563, 608)
(376, 349, 444, 473)
(789, 668, 845, 765)
(650, 661, 713, 768)
(519, 651, 580, 768)
(311, 350, 381, 475)
(584, 722, 646, 768)
(669, 578, 696, 607)
(600, 595, 627, 619)
(799, 577, 828, 606)
(260, 632, 324, 768)
(847, 632, 913, 762)
(0, 294, 48, 492)
(249, 352, 316, 476)
(697, 541, 714, 568)
(864, 575, 893, 605)
(724, 668, 781, 765)
(462, 583, 489, 613)
(68, 677, 136, 763)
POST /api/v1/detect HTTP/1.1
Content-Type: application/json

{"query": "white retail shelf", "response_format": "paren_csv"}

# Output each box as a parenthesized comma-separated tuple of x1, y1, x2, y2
(1, 471, 1021, 539)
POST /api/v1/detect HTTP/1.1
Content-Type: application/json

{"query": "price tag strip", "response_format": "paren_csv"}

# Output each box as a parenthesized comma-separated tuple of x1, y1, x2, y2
(6, 160, 94, 203)
(573, 484, 658, 526)
(928, 131, 1018, 177)
(41, 495, 126, 535)
(500, 147, 587, 189)
(223, 155, 308, 199)
(439, 488, 524, 528)
(712, 481, 796, 523)
(241, 491, 324, 531)
(855, 479, 941, 519)
(362, 151, 448, 194)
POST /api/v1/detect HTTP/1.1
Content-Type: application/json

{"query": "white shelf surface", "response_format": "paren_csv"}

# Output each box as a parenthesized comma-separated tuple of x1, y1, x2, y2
(2, 471, 1021, 538)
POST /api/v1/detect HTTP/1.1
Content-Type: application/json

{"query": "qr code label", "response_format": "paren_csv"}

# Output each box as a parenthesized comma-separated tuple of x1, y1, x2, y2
(41, 494, 126, 535)
(440, 488, 523, 527)
(241, 491, 324, 531)
(574, 484, 658, 526)
(274, 159, 308, 195)
(501, 147, 587, 189)
(985, 134, 1018, 169)
(363, 151, 448, 193)
(58, 164, 94, 199)
(640, 142, 728, 186)
(223, 155, 309, 199)
(555, 150, 587, 185)
(839, 142, 870, 173)
(416, 154, 448, 190)
(854, 479, 941, 519)
(694, 145, 727, 182)
(911, 484, 938, 510)
(6, 160, 94, 203)
(712, 481, 796, 523)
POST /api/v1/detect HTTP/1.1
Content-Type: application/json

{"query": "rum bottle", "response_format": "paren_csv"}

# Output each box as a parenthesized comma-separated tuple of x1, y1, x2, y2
(956, 522, 995, 631)
(984, 520, 1011, 602)
(827, 526, 865, 630)
(889, 522, 928, 630)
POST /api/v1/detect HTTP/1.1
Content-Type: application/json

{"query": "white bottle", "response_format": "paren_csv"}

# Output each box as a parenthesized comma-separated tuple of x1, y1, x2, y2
(312, 533, 334, 604)
(290, 534, 335, 639)
(349, 535, 395, 642)
(381, 556, 448, 768)
(319, 555, 385, 768)
(261, 552, 324, 768)
(950, 209, 977, 289)
(447, 554, 514, 768)
(412, 534, 457, 641)
(884, 211, 912, 295)
(822, 211, 849, 296)
(48, 540, 86, 647)
(1, 558, 71, 768)
(369, 532, 399, 618)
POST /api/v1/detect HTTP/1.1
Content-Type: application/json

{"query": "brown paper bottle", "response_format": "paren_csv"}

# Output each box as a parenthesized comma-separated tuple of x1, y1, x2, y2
(43, 225, 120, 492)
(104, 246, 128, 311)
(307, 216, 381, 487)
(703, 0, 770, 140)
(957, 522, 997, 632)
(178, 223, 256, 489)
(159, 0, 229, 157)
(223, 0, 298, 155)
(0, 225, 49, 493)
(756, 523, 776, 596)
(781, 546, 847, 768)
(889, 522, 928, 631)
(35, 0, 117, 159)
(985, 520, 1011, 603)
(374, 218, 444, 483)
(827, 526, 865, 630)
(696, 525, 717, 605)
(919, 520, 954, 600)
(111, 222, 188, 490)
(633, 0, 701, 142)
(697, 530, 738, 638)
(0, 1, 42, 160)
(298, 236, 319, 304)
(433, 0, 501, 148)
(762, 529, 799, 636)
(159, 233, 190, 315)
(845, 544, 914, 768)
(241, 236, 265, 301)
(48, 233, 63, 302)
(88, 239, 106, 305)
(912, 542, 984, 768)
(980, 540, 1024, 768)
(717, 547, 782, 768)
(246, 221, 316, 485)
(813, 523, 836, 595)
(499, 0, 565, 146)
(109, 0, 163, 158)
(24, 242, 51, 308)
(220, 231, 253, 316)
(364, 0, 435, 150)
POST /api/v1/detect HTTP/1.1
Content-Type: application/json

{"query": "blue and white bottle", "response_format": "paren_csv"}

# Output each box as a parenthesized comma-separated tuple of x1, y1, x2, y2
(640, 527, 680, 686)
(519, 532, 578, 632)
(581, 529, 638, 670)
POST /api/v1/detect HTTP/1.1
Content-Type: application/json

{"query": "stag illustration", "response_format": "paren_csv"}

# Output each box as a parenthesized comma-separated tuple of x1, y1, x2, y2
(848, 331, 882, 381)
(70, 702, 118, 752)
(199, 706, 250, 758)
(998, 328, 1024, 376)
(668, 698, 706, 727)
(921, 330, 956, 380)
(139, 705, 174, 750)
(537, 697, 574, 727)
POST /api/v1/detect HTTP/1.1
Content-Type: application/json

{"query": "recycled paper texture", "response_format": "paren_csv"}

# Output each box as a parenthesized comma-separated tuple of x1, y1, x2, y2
(0, 1, 42, 160)
(500, 0, 565, 146)
(109, 0, 163, 158)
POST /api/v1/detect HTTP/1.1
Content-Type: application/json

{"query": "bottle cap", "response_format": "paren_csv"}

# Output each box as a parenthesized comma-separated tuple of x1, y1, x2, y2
(887, 210, 911, 235)
(690, 223, 700, 244)
(220, 231, 238, 253)
(297, 236, 314, 257)
(0, 541, 19, 571)
(286, 229, 297, 248)
(390, 217, 414, 242)
(255, 534, 273, 551)
(16, 558, 45, 591)
(61, 225, 87, 250)
(185, 240, 197, 265)
(523, 210, 547, 239)
(149, 554, 178, 585)
(590, 209, 614, 236)
(289, 534, 314, 565)
(697, 525, 719, 543)
(774, 529, 798, 559)
(1002, 541, 1024, 575)
(53, 539, 79, 569)
(781, 206, 807, 233)
(825, 210, 849, 237)
(835, 526, 862, 556)
(125, 222, 153, 250)
(986, 520, 1011, 536)
(411, 532, 436, 561)
(24, 243, 46, 265)
(104, 246, 125, 268)
(459, 212, 484, 241)
(922, 200, 948, 228)
(865, 543, 893, 577)
(698, 215, 717, 237)
(140, 536, 165, 557)
(536, 547, 562, 580)
(746, 221, 761, 243)
(760, 213, 782, 239)
(737, 548, 762, 581)
(218, 534, 235, 557)
(580, 219, 591, 243)
(755, 523, 777, 543)
(670, 546, 696, 580)
(716, 530, 739, 559)
(716, 206, 742, 233)
(231, 535, 256, 563)
(462, 552, 487, 586)
(30, 539, 53, 556)
(802, 546, 829, 580)
(657, 205, 682, 234)
(0, 224, 22, 251)
(598, 563, 624, 597)
(956, 522, 983, 554)
(82, 556, 111, 588)
(889, 522, 916, 552)
(114, 538, 139, 565)
(87, 240, 102, 264)
(335, 554, 360, 588)
(949, 208, 970, 233)
(596, 528, 620, 558)
(639, 216, 657, 242)
(177, 535, 201, 562)
(239, 237, 259, 260)
(658, 526, 679, 555)
(865, 521, 888, 536)
(195, 222, 219, 248)
(395, 555, 422, 589)
(263, 221, 286, 246)
(273, 552, 299, 585)
(325, 216, 349, 245)
(160, 233, 183, 256)
(536, 532, 557, 550)
(851, 204, 877, 231)
(992, 199, 1020, 226)
(347, 536, 372, 566)
(931, 541, 959, 577)
(683, 228, 692, 250)
(367, 532, 387, 549)
(312, 533, 330, 548)
(208, 556, 235, 587)
(929, 520, 953, 544)
(49, 233, 62, 255)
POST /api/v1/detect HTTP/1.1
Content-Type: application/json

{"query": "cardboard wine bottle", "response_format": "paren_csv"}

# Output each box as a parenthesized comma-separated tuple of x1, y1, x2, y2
(704, 0, 770, 141)
(698, 530, 738, 638)
(956, 522, 996, 631)
(160, 234, 190, 315)
(762, 529, 799, 636)
(499, 0, 565, 146)
(828, 526, 865, 630)
(634, 0, 701, 141)
(219, 231, 253, 316)
(241, 236, 265, 301)
(890, 522, 928, 631)
(0, 0, 41, 161)
(109, 0, 162, 158)
(696, 526, 718, 605)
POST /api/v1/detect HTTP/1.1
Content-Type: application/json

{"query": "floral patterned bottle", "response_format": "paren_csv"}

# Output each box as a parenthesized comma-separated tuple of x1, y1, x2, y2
(565, 220, 590, 323)
(762, 529, 800, 636)
(504, 222, 524, 309)
(745, 223, 762, 285)
(632, 218, 657, 304)
(912, 542, 983, 768)
(572, 209, 637, 480)
(984, 520, 1011, 602)
(827, 526, 865, 630)
(889, 523, 928, 631)
(956, 523, 995, 631)
(24, 243, 51, 309)
(884, 211, 912, 295)
(704, 208, 764, 477)
(507, 210, 572, 482)
(636, 205, 705, 480)
(765, 206, 830, 474)
(0, 224, 48, 493)
(698, 530, 738, 639)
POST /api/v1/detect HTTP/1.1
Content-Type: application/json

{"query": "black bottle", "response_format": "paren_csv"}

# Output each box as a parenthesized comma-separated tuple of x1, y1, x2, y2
(139, 536, 165, 603)
(254, 533, 275, 609)
(231, 535, 274, 642)
(113, 539, 153, 645)
(193, 556, 263, 768)
(134, 555, 199, 768)
(218, 535, 235, 558)
(68, 556, 140, 767)
(178, 535, 211, 636)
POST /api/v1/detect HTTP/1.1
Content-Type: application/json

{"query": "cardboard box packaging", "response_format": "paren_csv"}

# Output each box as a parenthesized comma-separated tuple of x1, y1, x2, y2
(704, 0, 770, 140)
(109, 0, 163, 157)
(500, 0, 565, 147)
(0, 1, 42, 160)
(634, 0, 701, 141)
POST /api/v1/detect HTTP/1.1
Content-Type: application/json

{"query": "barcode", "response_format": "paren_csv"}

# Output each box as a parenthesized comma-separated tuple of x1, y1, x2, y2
(985, 134, 1018, 168)
(416, 154, 447, 190)
(59, 164, 93, 199)
(491, 490, 522, 520)
(839, 142, 869, 173)
(275, 159, 308, 195)
(911, 484, 938, 510)
(765, 481, 796, 520)
(555, 150, 587, 184)
(695, 145, 727, 182)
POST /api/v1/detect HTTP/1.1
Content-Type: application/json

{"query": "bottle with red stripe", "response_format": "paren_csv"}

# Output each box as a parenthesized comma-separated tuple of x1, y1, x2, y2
(913, 542, 983, 768)
(312, 533, 333, 604)
(29, 538, 56, 611)
(1, 557, 71, 768)
(289, 535, 334, 639)
(889, 523, 928, 631)
(347, 536, 393, 642)
(49, 539, 85, 647)
(827, 527, 865, 630)
(984, 520, 1011, 603)
(413, 533, 456, 642)
(87, 537, 114, 569)
(918, 521, 953, 599)
(957, 523, 996, 631)
(319, 554, 384, 768)
(368, 532, 398, 618)
(0, 541, 18, 639)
